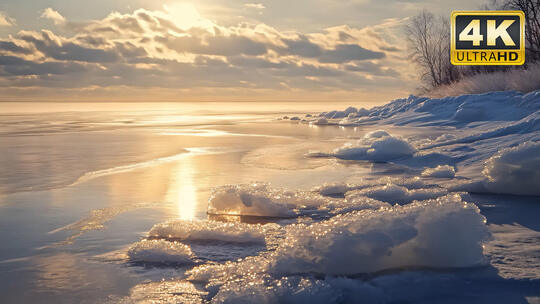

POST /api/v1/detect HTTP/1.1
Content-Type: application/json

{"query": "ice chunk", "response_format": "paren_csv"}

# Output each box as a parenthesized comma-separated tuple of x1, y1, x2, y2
(127, 239, 193, 264)
(207, 183, 297, 218)
(149, 219, 266, 244)
(334, 132, 416, 162)
(189, 194, 490, 282)
(483, 142, 540, 196)
(269, 195, 490, 275)
(313, 183, 350, 196)
(421, 165, 456, 178)
(346, 184, 448, 204)
(313, 117, 329, 125)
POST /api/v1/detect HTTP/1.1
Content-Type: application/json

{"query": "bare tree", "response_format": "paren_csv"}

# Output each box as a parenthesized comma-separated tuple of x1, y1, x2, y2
(405, 10, 459, 91)
(496, 0, 540, 62)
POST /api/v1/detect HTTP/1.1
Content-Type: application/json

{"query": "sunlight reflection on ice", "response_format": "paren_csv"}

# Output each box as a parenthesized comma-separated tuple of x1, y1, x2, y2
(166, 157, 198, 220)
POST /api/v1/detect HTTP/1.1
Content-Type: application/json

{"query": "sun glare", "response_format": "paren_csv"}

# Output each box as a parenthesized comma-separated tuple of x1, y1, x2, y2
(166, 156, 198, 220)
(164, 2, 202, 29)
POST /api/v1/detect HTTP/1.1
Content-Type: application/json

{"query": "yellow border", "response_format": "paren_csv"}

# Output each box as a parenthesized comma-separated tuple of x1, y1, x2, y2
(450, 10, 525, 65)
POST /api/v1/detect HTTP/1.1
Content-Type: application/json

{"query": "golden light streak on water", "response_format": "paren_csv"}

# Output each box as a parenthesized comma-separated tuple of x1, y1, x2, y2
(166, 157, 198, 220)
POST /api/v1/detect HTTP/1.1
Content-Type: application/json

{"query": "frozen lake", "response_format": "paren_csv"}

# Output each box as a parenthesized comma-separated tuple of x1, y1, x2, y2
(0, 97, 539, 303)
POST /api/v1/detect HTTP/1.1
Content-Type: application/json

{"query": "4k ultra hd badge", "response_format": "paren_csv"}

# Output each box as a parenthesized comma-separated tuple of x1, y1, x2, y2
(451, 11, 525, 65)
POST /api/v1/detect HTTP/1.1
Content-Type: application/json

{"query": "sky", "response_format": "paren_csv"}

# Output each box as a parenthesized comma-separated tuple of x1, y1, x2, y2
(0, 0, 484, 103)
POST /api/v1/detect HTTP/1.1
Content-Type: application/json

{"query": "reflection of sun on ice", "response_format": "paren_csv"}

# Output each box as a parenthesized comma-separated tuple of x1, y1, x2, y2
(166, 158, 198, 220)
(164, 2, 203, 29)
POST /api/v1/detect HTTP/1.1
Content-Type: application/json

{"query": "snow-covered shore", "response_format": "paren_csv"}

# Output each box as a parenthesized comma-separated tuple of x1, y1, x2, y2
(286, 90, 540, 196)
(123, 90, 540, 303)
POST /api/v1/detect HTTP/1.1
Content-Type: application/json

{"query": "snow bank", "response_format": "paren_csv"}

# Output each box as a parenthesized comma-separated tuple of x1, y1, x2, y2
(127, 239, 193, 264)
(149, 219, 266, 244)
(421, 165, 456, 178)
(289, 90, 540, 130)
(333, 132, 416, 162)
(482, 142, 540, 196)
(287, 90, 540, 197)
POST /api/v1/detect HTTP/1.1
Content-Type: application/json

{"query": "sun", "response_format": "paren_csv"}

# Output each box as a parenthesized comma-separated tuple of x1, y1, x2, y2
(164, 2, 202, 29)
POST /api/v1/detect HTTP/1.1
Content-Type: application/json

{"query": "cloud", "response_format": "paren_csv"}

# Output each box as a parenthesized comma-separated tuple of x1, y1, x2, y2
(40, 8, 67, 26)
(245, 3, 266, 9)
(0, 11, 15, 27)
(319, 44, 385, 63)
(0, 6, 411, 99)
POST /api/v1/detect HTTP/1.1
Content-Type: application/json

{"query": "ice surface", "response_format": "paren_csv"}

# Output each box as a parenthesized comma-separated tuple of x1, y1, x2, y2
(127, 239, 193, 264)
(485, 224, 540, 280)
(149, 219, 267, 244)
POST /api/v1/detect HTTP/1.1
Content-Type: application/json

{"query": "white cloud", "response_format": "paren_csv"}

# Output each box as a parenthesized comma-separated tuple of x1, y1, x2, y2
(0, 6, 413, 100)
(40, 8, 66, 26)
(0, 11, 15, 27)
(245, 3, 266, 9)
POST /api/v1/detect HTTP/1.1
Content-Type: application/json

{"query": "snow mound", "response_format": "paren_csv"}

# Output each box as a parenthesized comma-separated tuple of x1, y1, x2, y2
(333, 132, 416, 162)
(127, 239, 193, 264)
(482, 142, 540, 196)
(149, 219, 266, 244)
(189, 194, 490, 281)
(421, 165, 456, 178)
